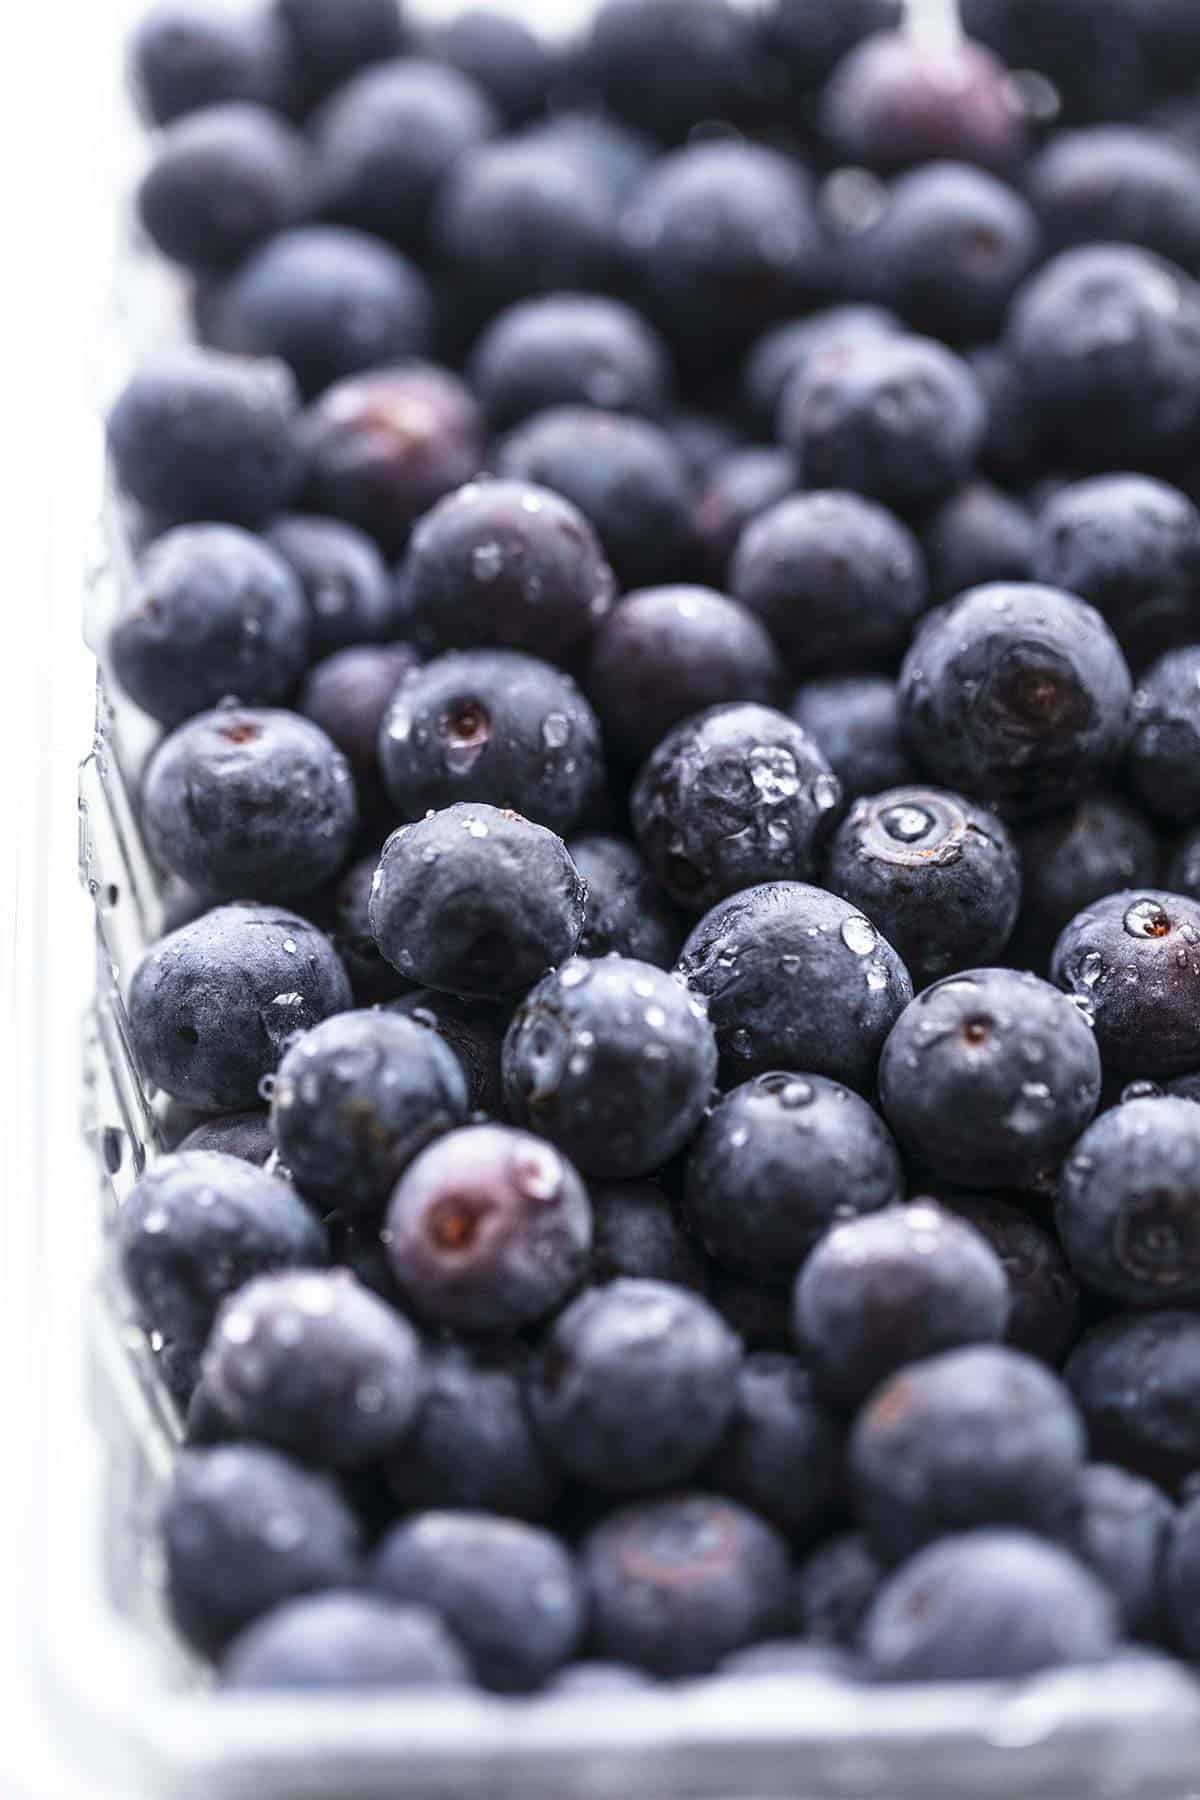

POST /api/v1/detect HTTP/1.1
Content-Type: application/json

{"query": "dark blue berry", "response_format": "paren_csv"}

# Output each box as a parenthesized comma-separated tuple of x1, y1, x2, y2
(298, 644, 419, 787)
(791, 675, 915, 803)
(690, 448, 799, 587)
(326, 855, 414, 1004)
(142, 708, 358, 902)
(383, 1342, 560, 1521)
(589, 1179, 707, 1291)
(850, 1344, 1087, 1561)
(503, 956, 717, 1179)
(399, 478, 615, 665)
(582, 1493, 790, 1677)
(899, 584, 1133, 819)
(704, 1352, 843, 1542)
(422, 9, 556, 126)
(275, 0, 407, 107)
(107, 350, 303, 529)
(270, 1009, 469, 1218)
(161, 1444, 362, 1658)
(177, 1112, 273, 1166)
(684, 1072, 903, 1277)
(793, 1532, 884, 1647)
(826, 787, 1021, 988)
(267, 514, 397, 657)
(1168, 829, 1200, 902)
(822, 32, 1026, 174)
(301, 365, 485, 557)
(1051, 889, 1200, 1077)
(378, 649, 602, 836)
(1067, 1311, 1200, 1492)
(1016, 793, 1161, 966)
(384, 1124, 591, 1332)
(387, 989, 509, 1118)
(766, 0, 902, 94)
(529, 1279, 740, 1493)
(311, 59, 496, 250)
(665, 410, 746, 488)
(222, 1592, 470, 1691)
(568, 836, 686, 971)
(522, 110, 656, 205)
(677, 882, 913, 1091)
(732, 491, 927, 679)
(962, 0, 1149, 125)
(370, 804, 585, 999)
(498, 407, 692, 589)
(586, 589, 784, 770)
(1030, 127, 1200, 271)
(795, 1202, 1011, 1410)
(468, 294, 673, 432)
(1129, 648, 1200, 826)
(581, 0, 778, 144)
(372, 1511, 583, 1692)
(863, 1530, 1117, 1682)
(108, 524, 310, 728)
(203, 1267, 422, 1469)
(1166, 1493, 1200, 1656)
(1068, 1463, 1174, 1640)
(129, 903, 351, 1111)
(741, 305, 900, 439)
(131, 6, 296, 125)
(943, 1193, 1083, 1366)
(969, 342, 1043, 484)
(923, 482, 1034, 602)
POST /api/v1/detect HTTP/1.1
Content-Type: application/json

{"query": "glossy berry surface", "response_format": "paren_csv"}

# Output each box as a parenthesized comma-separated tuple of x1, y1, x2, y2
(568, 836, 685, 971)
(589, 1179, 707, 1292)
(821, 32, 1025, 174)
(221, 1592, 471, 1692)
(704, 1352, 843, 1543)
(1051, 889, 1200, 1076)
(1128, 647, 1200, 826)
(791, 675, 914, 803)
(468, 293, 673, 431)
(1068, 1462, 1174, 1640)
(298, 644, 420, 787)
(944, 1193, 1083, 1367)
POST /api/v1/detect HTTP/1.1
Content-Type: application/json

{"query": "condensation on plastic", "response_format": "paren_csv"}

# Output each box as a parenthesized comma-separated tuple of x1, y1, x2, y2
(61, 1, 1200, 1795)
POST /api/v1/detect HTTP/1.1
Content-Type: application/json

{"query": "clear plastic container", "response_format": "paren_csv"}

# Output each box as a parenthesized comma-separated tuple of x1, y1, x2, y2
(51, 2, 1200, 1794)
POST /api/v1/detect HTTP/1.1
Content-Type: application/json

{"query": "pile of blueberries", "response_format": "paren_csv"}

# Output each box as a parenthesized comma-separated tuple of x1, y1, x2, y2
(102, 0, 1200, 1700)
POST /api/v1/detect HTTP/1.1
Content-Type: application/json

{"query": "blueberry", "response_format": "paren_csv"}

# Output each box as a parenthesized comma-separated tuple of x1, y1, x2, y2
(523, 111, 657, 206)
(732, 491, 927, 680)
(529, 1280, 740, 1493)
(129, 903, 351, 1111)
(372, 1512, 583, 1692)
(880, 969, 1100, 1190)
(1169, 829, 1200, 901)
(586, 589, 784, 769)
(1018, 794, 1162, 971)
(719, 1640, 860, 1682)
(922, 482, 1034, 602)
(161, 1444, 363, 1658)
(311, 59, 496, 251)
(1032, 475, 1200, 672)
(1051, 889, 1200, 1076)
(899, 584, 1133, 819)
(370, 804, 584, 1000)
(568, 836, 686, 971)
(766, 0, 902, 94)
(1166, 1493, 1200, 1656)
(961, 0, 1149, 125)
(825, 787, 1021, 988)
(861, 162, 1039, 344)
(1067, 1311, 1200, 1492)
(791, 675, 915, 804)
(209, 227, 432, 402)
(203, 1267, 422, 1468)
(142, 708, 358, 902)
(822, 32, 1025, 174)
(683, 1072, 903, 1277)
(1068, 1463, 1174, 1641)
(741, 305, 901, 440)
(690, 449, 799, 587)
(793, 1533, 885, 1647)
(622, 142, 826, 357)
(421, 9, 555, 126)
(108, 524, 310, 727)
(321, 856, 410, 1004)
(545, 1661, 653, 1695)
(383, 1341, 560, 1521)
(275, 0, 407, 107)
(384, 1124, 591, 1332)
(589, 1180, 708, 1292)
(779, 335, 986, 514)
(1128, 648, 1200, 827)
(270, 1009, 469, 1219)
(177, 1112, 274, 1166)
(1030, 127, 1200, 273)
(582, 1493, 790, 1677)
(580, 0, 778, 144)
(677, 883, 913, 1091)
(137, 102, 314, 272)
(863, 1530, 1118, 1682)
(468, 294, 673, 432)
(266, 517, 396, 660)
(387, 989, 509, 1117)
(497, 407, 691, 590)
(850, 1345, 1087, 1562)
(631, 704, 840, 915)
(795, 1202, 1011, 1411)
(117, 1150, 326, 1376)
(131, 6, 296, 125)
(503, 957, 717, 1180)
(399, 479, 615, 665)
(943, 1193, 1083, 1366)
(433, 139, 618, 314)
(1057, 1096, 1200, 1306)
(221, 1592, 469, 1691)
(378, 649, 602, 836)
(301, 365, 485, 557)
(968, 343, 1044, 485)
(704, 1352, 843, 1542)
(1008, 246, 1200, 472)
(665, 410, 746, 489)
(107, 350, 303, 529)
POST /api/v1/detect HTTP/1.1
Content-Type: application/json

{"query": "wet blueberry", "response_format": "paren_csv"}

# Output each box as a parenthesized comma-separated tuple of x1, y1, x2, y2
(221, 1592, 470, 1691)
(1128, 647, 1200, 827)
(704, 1352, 843, 1543)
(568, 835, 686, 971)
(468, 293, 673, 432)
(1067, 1310, 1200, 1492)
(589, 1178, 708, 1292)
(943, 1193, 1083, 1366)
(1051, 889, 1200, 1076)
(791, 675, 915, 803)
